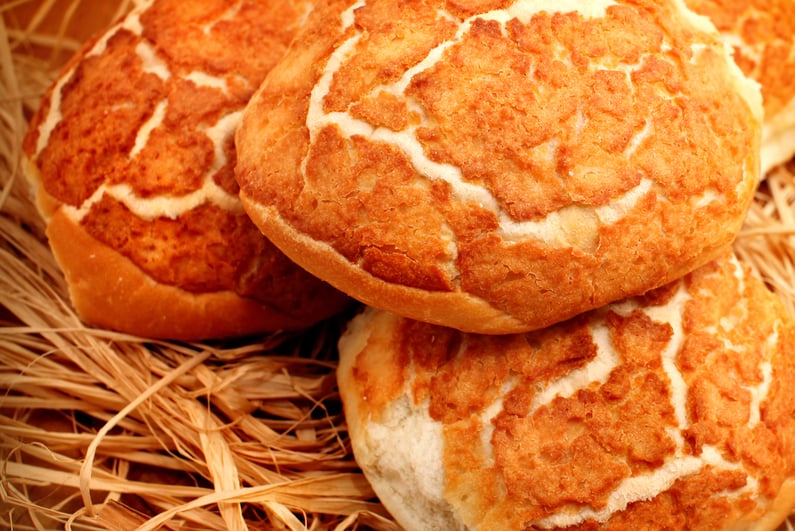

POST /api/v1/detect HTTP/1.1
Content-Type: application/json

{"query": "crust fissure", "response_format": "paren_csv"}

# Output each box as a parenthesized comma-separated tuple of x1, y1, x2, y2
(305, 0, 658, 252)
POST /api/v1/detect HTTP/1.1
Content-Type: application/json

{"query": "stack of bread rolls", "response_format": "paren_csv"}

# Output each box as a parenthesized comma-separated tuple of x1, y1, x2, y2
(23, 0, 795, 529)
(233, 0, 795, 529)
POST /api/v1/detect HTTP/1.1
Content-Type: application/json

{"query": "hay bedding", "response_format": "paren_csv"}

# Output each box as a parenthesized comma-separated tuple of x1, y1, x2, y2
(0, 2, 397, 529)
(0, 1, 793, 530)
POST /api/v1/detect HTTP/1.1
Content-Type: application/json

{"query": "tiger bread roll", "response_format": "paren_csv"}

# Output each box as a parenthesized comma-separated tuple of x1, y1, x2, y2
(235, 0, 764, 335)
(337, 251, 795, 531)
(22, 0, 352, 340)
(686, 0, 795, 175)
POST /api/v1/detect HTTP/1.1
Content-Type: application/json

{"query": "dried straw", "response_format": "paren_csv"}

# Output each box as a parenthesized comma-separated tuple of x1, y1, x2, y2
(0, 1, 794, 530)
(0, 2, 398, 529)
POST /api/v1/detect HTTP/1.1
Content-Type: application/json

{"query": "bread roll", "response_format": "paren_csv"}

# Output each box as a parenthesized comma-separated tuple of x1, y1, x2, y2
(22, 0, 351, 340)
(236, 0, 763, 335)
(686, 0, 795, 175)
(337, 251, 795, 530)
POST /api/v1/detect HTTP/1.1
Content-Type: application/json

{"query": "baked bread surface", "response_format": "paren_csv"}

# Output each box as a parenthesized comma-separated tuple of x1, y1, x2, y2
(337, 252, 795, 530)
(22, 0, 351, 340)
(686, 0, 795, 174)
(236, 0, 763, 334)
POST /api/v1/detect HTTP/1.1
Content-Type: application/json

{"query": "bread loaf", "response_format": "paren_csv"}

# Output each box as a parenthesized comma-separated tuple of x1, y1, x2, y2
(236, 0, 763, 334)
(338, 251, 795, 530)
(22, 0, 351, 340)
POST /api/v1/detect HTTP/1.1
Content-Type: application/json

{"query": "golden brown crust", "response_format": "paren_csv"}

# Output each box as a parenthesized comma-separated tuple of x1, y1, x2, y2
(684, 0, 795, 118)
(685, 0, 795, 174)
(46, 209, 329, 340)
(337, 252, 795, 530)
(237, 0, 763, 334)
(240, 196, 526, 333)
(22, 0, 351, 339)
(741, 478, 795, 531)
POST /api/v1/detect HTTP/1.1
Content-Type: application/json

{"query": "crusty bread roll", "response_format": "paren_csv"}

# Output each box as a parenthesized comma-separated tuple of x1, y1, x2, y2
(236, 0, 763, 335)
(337, 251, 795, 530)
(22, 0, 352, 340)
(686, 0, 795, 175)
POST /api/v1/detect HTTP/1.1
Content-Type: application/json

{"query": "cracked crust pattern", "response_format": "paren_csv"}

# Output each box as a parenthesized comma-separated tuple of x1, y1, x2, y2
(236, 0, 763, 334)
(22, 0, 351, 339)
(337, 252, 795, 530)
(685, 0, 795, 173)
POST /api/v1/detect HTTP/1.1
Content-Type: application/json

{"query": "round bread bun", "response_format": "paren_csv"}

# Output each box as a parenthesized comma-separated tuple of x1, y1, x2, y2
(337, 251, 795, 530)
(685, 0, 795, 175)
(22, 0, 352, 340)
(235, 0, 764, 335)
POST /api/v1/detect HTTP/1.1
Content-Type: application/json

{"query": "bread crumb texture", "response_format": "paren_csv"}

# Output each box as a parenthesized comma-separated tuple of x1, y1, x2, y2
(237, 0, 763, 333)
(340, 252, 795, 529)
(23, 0, 348, 319)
